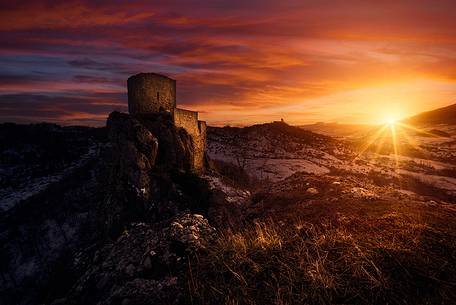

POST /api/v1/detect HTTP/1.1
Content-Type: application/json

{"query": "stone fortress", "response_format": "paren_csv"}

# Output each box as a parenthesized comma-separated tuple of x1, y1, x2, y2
(127, 73, 206, 173)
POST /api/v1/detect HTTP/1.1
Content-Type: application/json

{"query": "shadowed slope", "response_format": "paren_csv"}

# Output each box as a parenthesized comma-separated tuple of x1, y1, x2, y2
(403, 103, 456, 126)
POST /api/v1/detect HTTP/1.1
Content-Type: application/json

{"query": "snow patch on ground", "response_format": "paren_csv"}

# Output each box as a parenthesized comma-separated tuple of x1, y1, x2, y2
(244, 158, 330, 182)
(0, 144, 101, 212)
(203, 174, 250, 204)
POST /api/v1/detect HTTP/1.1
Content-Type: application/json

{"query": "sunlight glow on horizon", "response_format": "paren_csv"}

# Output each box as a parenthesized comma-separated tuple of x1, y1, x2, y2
(352, 119, 445, 172)
(385, 118, 398, 125)
(382, 113, 401, 126)
(199, 79, 456, 127)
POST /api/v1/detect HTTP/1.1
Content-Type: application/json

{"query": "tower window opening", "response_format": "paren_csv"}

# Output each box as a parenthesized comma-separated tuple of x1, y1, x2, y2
(157, 92, 159, 101)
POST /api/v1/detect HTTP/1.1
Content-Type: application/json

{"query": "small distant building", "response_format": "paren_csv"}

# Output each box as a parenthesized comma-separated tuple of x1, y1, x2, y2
(127, 73, 206, 173)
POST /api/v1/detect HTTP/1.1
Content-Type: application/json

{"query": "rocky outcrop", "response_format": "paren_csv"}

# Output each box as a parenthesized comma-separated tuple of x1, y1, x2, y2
(101, 111, 207, 237)
(108, 112, 158, 200)
(135, 112, 195, 172)
(57, 214, 215, 305)
(103, 112, 159, 237)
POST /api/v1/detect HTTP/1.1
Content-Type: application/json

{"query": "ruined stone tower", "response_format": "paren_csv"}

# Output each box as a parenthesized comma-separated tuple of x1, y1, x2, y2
(127, 73, 176, 114)
(127, 72, 206, 173)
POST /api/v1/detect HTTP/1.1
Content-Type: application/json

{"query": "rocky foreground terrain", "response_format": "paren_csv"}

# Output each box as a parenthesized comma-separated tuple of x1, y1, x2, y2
(1, 110, 456, 305)
(0, 112, 218, 305)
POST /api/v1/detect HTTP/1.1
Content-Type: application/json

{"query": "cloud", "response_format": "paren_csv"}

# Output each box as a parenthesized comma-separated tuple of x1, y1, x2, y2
(0, 93, 126, 125)
(0, 0, 456, 125)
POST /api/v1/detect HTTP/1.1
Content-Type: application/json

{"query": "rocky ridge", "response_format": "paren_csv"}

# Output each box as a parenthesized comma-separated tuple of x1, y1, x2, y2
(0, 111, 216, 305)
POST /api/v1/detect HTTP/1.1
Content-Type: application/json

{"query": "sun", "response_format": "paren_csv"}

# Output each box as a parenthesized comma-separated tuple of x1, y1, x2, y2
(385, 117, 397, 126)
(381, 114, 400, 126)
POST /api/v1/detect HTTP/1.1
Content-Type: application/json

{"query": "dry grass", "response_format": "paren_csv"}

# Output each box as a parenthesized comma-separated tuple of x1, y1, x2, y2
(187, 211, 456, 305)
(187, 173, 456, 304)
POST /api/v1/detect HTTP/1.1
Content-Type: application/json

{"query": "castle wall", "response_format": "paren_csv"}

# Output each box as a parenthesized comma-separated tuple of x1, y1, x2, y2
(128, 73, 176, 114)
(173, 108, 205, 173)
(173, 108, 199, 137)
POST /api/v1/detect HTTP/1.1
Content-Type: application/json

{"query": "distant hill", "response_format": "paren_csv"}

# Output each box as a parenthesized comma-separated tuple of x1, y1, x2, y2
(208, 121, 333, 147)
(299, 122, 375, 137)
(403, 103, 456, 125)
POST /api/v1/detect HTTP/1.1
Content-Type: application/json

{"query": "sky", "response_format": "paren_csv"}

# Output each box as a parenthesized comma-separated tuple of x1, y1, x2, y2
(1, 0, 456, 126)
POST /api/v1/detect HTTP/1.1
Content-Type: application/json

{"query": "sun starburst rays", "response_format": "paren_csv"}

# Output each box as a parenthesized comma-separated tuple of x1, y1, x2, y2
(390, 123, 399, 169)
(354, 119, 438, 171)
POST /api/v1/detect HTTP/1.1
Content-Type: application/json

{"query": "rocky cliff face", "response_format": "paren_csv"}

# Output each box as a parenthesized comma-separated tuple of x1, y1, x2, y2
(101, 111, 207, 237)
(0, 112, 214, 305)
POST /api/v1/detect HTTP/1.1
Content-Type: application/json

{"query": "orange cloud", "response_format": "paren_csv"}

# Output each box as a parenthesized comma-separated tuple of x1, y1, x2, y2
(1, 0, 456, 126)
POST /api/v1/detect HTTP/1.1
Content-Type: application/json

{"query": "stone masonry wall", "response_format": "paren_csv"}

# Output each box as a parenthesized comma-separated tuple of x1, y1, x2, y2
(173, 108, 205, 173)
(174, 108, 199, 137)
(128, 73, 176, 114)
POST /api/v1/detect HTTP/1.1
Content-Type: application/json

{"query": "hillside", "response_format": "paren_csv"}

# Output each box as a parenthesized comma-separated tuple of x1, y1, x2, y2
(190, 172, 456, 305)
(207, 121, 349, 182)
(403, 103, 456, 125)
(208, 120, 456, 201)
(1, 116, 456, 305)
(0, 123, 107, 211)
(199, 119, 456, 305)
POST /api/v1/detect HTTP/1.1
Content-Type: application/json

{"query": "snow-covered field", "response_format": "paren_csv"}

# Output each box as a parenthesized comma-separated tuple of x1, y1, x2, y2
(207, 123, 456, 202)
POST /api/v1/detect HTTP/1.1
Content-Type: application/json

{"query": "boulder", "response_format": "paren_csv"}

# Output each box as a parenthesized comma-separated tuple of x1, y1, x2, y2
(306, 187, 319, 195)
